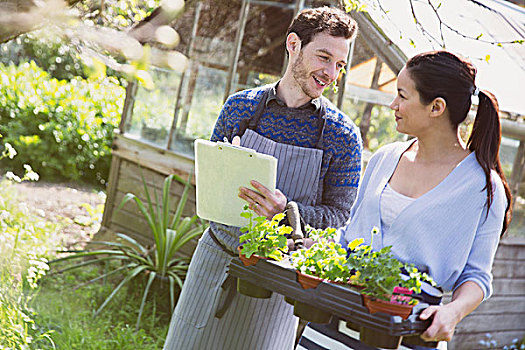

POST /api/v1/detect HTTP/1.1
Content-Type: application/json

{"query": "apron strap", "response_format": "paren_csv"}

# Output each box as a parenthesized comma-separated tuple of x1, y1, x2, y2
(208, 229, 239, 319)
(315, 97, 328, 149)
(238, 87, 271, 138)
(215, 274, 237, 319)
(238, 84, 328, 150)
(208, 229, 237, 257)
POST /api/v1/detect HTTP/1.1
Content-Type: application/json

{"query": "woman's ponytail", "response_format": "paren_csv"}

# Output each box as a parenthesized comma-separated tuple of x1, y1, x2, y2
(407, 51, 512, 236)
(467, 90, 512, 236)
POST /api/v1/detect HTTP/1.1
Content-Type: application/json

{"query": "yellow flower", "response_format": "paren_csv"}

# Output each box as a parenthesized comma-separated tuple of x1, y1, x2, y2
(350, 270, 361, 282)
(348, 238, 364, 250)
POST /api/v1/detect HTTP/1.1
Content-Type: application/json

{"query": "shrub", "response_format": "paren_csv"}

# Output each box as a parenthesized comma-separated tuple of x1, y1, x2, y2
(0, 180, 62, 348)
(0, 61, 125, 184)
(1, 33, 87, 81)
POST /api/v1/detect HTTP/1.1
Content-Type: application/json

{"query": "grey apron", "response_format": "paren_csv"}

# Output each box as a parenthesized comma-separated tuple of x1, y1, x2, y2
(164, 87, 326, 350)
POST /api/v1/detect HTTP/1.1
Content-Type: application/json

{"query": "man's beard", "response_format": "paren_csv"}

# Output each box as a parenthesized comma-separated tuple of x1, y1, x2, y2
(291, 51, 321, 100)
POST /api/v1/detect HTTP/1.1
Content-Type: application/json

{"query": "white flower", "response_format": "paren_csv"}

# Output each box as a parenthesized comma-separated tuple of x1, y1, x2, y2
(3, 142, 17, 159)
(23, 164, 39, 181)
(0, 210, 10, 221)
(5, 171, 21, 183)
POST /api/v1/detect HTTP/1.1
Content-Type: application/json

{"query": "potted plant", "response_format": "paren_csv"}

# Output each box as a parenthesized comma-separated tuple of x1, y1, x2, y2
(50, 172, 207, 330)
(346, 246, 431, 317)
(288, 226, 350, 323)
(236, 207, 292, 298)
(344, 228, 435, 349)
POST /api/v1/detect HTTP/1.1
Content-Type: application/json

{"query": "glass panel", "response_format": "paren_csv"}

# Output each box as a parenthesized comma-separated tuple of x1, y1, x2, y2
(127, 67, 181, 147)
(341, 97, 406, 152)
(168, 66, 281, 156)
(169, 65, 227, 156)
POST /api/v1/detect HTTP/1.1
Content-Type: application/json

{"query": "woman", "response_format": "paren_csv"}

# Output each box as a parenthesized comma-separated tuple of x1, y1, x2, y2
(299, 50, 512, 350)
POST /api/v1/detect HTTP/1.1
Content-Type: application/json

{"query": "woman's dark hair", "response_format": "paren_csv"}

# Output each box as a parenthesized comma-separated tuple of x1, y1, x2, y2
(286, 6, 358, 49)
(406, 50, 512, 237)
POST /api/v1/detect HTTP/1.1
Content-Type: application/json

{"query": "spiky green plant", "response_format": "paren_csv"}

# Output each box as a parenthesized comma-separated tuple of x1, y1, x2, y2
(50, 172, 206, 330)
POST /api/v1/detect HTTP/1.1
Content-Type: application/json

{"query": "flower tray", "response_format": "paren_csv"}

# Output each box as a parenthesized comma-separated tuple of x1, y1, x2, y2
(228, 256, 438, 347)
(362, 295, 414, 320)
(238, 247, 266, 267)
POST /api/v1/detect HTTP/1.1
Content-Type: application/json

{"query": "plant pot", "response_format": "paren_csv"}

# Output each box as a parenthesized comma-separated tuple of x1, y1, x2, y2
(237, 278, 272, 299)
(402, 335, 439, 349)
(296, 270, 324, 289)
(362, 294, 414, 320)
(345, 320, 360, 331)
(359, 326, 402, 349)
(293, 300, 332, 324)
(238, 247, 263, 267)
(129, 271, 179, 321)
(347, 281, 365, 291)
(284, 296, 295, 306)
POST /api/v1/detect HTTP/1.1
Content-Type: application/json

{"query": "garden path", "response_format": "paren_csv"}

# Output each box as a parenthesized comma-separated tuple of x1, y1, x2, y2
(13, 181, 106, 249)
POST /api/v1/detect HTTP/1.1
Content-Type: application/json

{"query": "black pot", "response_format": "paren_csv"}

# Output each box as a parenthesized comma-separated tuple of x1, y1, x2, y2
(284, 296, 295, 306)
(146, 273, 180, 312)
(345, 320, 360, 331)
(237, 278, 272, 298)
(402, 335, 439, 348)
(359, 326, 402, 349)
(293, 300, 332, 324)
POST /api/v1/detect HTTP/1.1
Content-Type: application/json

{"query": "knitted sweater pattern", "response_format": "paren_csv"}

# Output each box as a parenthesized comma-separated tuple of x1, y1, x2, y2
(211, 86, 362, 228)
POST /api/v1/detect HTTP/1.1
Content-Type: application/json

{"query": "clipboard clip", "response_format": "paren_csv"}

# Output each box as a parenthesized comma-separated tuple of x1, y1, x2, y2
(218, 137, 254, 155)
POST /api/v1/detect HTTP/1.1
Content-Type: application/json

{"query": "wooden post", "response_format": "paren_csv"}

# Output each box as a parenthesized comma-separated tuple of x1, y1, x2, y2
(501, 118, 525, 206)
(100, 154, 122, 228)
(280, 0, 305, 76)
(179, 63, 200, 133)
(510, 140, 525, 205)
(168, 1, 202, 150)
(119, 80, 138, 134)
(359, 57, 383, 148)
(223, 0, 250, 102)
(337, 39, 355, 109)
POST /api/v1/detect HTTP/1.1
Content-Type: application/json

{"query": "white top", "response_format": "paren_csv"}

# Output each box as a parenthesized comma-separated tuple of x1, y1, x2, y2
(341, 140, 505, 299)
(380, 183, 415, 232)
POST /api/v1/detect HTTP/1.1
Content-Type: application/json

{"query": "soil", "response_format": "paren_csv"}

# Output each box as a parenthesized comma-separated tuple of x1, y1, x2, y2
(12, 181, 107, 249)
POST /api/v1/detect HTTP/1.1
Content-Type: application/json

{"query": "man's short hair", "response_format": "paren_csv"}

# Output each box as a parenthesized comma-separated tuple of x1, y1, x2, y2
(286, 6, 358, 48)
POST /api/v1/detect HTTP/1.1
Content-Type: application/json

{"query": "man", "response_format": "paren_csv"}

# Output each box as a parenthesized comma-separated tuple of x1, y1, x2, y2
(163, 6, 362, 350)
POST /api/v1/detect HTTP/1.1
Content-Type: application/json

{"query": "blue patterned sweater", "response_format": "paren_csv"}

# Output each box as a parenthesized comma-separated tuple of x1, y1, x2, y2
(211, 85, 362, 229)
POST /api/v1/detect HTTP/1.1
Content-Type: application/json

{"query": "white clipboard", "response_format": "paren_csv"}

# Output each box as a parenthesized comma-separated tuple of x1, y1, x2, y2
(194, 139, 277, 227)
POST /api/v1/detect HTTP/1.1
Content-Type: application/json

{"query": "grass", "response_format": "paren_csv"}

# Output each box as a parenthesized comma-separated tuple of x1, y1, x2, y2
(0, 179, 170, 349)
(30, 264, 170, 349)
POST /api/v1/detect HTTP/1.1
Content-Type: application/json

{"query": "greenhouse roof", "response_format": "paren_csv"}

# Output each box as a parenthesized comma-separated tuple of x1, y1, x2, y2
(360, 0, 525, 115)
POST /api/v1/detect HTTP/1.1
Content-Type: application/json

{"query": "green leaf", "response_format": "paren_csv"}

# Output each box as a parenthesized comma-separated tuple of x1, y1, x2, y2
(136, 271, 156, 330)
(94, 265, 147, 316)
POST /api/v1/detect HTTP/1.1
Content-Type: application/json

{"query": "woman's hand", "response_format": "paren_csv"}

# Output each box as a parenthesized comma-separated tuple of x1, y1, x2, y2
(419, 304, 461, 342)
(420, 281, 484, 342)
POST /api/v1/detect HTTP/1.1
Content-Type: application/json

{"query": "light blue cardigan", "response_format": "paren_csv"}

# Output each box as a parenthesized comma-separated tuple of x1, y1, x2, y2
(340, 141, 506, 299)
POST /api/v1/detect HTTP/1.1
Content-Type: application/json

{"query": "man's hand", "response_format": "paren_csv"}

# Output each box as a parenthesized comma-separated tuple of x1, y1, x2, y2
(232, 135, 286, 219)
(238, 180, 287, 220)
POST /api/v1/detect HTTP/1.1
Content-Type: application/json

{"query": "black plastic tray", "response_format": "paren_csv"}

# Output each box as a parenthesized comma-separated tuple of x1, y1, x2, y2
(228, 257, 432, 337)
